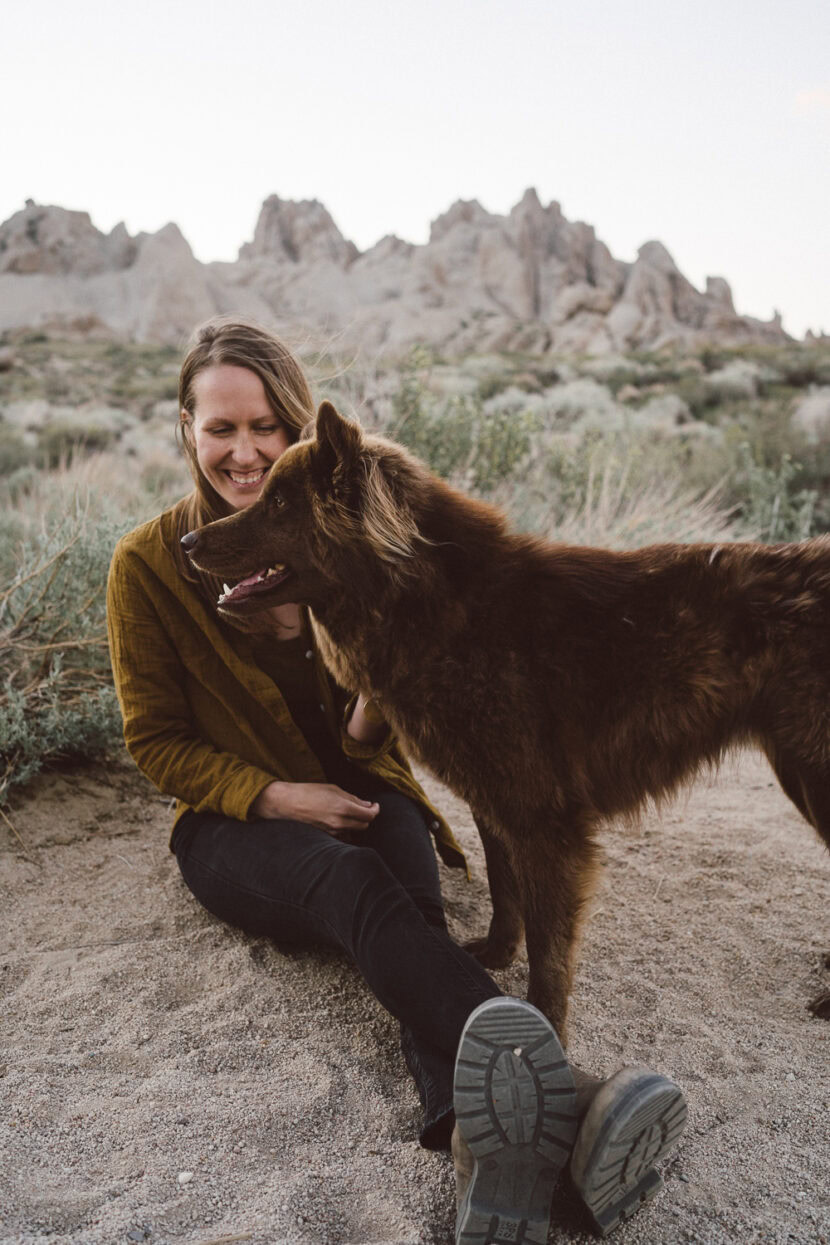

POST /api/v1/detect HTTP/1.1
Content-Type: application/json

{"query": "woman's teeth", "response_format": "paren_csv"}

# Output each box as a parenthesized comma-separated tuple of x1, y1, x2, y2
(228, 468, 268, 485)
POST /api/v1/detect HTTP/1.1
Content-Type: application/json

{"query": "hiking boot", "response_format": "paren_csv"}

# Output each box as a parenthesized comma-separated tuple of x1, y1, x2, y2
(569, 1065, 688, 1237)
(453, 997, 579, 1245)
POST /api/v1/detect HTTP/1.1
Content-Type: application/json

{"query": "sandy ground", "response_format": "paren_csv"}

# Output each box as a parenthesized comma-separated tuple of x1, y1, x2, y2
(1, 748, 829, 1245)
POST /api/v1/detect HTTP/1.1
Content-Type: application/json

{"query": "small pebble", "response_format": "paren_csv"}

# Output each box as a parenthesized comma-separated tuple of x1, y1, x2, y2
(177, 1171, 193, 1185)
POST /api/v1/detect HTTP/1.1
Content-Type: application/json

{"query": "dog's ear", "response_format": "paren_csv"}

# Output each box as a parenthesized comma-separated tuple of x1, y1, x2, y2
(313, 400, 363, 497)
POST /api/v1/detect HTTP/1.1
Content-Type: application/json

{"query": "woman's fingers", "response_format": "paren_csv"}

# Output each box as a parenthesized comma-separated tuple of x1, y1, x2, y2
(312, 786, 379, 833)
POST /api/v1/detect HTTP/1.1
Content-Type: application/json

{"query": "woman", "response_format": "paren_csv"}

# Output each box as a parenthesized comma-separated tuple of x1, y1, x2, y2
(106, 318, 686, 1241)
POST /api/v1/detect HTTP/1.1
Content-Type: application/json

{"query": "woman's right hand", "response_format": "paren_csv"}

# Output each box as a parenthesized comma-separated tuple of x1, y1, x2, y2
(250, 781, 379, 836)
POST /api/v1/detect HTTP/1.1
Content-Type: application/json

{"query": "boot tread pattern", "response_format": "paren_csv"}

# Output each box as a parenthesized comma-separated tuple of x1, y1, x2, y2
(454, 999, 577, 1245)
(577, 1083, 688, 1237)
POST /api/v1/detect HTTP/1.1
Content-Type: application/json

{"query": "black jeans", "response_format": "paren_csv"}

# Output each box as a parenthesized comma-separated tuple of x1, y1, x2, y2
(171, 791, 501, 1149)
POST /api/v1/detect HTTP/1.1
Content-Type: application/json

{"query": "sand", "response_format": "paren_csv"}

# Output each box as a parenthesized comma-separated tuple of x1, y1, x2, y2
(1, 749, 828, 1245)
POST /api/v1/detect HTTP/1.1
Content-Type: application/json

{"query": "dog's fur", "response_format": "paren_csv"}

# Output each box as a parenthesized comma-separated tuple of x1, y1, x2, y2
(186, 401, 830, 1036)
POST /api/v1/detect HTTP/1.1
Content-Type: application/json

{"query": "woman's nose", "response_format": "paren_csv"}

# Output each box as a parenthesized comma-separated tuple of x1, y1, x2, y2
(229, 431, 259, 464)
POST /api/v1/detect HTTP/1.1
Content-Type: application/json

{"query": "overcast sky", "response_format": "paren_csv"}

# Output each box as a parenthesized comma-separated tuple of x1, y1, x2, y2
(2, 0, 828, 338)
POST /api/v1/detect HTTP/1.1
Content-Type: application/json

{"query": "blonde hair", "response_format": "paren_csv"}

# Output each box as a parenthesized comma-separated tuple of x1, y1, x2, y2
(169, 317, 316, 615)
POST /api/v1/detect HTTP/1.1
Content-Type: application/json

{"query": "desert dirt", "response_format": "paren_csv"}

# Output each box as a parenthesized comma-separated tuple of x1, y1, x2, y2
(1, 748, 828, 1245)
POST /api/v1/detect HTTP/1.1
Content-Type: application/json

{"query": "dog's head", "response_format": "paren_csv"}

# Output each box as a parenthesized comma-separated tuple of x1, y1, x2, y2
(182, 401, 425, 618)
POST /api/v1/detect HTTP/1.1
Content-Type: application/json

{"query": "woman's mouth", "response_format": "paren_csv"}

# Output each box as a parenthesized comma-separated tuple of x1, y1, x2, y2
(225, 467, 269, 489)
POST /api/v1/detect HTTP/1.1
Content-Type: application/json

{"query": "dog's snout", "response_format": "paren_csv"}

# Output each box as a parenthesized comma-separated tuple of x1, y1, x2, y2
(180, 530, 200, 552)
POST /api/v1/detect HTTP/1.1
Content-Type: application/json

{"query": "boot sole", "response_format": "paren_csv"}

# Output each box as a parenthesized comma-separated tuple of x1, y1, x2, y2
(454, 998, 578, 1245)
(570, 1068, 687, 1237)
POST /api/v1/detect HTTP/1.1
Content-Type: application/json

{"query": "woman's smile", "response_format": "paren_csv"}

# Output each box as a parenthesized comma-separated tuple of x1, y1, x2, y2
(226, 466, 270, 489)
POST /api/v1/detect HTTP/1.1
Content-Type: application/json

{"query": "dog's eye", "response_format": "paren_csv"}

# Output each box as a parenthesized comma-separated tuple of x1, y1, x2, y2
(271, 490, 287, 509)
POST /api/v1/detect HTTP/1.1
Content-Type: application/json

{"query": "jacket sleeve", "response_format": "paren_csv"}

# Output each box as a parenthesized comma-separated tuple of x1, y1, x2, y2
(106, 545, 275, 820)
(339, 692, 398, 763)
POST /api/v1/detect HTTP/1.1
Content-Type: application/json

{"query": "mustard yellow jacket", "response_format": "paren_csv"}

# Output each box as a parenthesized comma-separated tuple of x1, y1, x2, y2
(106, 500, 466, 870)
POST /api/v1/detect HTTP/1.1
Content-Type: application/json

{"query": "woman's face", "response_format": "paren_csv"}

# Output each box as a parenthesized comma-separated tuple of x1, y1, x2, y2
(185, 364, 291, 511)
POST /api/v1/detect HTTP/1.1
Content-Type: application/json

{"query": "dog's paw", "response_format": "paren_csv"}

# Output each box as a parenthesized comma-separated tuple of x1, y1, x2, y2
(464, 934, 521, 969)
(808, 989, 830, 1019)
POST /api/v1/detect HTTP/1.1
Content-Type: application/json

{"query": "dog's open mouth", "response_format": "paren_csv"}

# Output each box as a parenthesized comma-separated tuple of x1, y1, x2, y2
(218, 563, 291, 607)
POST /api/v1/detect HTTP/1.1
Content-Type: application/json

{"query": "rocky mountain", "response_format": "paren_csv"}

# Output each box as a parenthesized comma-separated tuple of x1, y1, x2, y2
(0, 192, 789, 355)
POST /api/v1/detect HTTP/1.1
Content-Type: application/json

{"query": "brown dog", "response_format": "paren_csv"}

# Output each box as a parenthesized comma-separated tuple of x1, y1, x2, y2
(184, 401, 830, 1037)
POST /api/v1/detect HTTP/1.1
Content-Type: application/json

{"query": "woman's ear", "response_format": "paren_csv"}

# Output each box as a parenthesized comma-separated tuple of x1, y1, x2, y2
(314, 400, 363, 494)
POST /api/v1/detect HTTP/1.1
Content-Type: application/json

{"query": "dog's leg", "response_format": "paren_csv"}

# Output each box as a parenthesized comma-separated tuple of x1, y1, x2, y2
(465, 817, 524, 968)
(763, 741, 830, 1020)
(514, 824, 600, 1045)
(763, 740, 819, 827)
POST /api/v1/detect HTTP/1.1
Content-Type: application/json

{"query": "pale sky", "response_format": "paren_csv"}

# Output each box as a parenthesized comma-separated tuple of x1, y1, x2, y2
(2, 0, 828, 338)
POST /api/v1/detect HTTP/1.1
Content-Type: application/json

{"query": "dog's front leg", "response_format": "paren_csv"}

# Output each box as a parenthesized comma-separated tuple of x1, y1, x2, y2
(515, 824, 599, 1046)
(465, 817, 525, 968)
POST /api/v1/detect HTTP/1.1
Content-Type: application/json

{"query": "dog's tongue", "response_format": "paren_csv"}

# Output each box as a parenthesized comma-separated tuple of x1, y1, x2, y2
(223, 568, 270, 601)
(234, 569, 268, 592)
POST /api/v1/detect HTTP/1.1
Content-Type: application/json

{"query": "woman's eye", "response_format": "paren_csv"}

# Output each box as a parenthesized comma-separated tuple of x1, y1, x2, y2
(256, 425, 280, 434)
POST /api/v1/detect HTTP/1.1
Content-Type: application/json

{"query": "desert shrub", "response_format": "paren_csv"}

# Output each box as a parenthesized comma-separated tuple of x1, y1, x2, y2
(0, 424, 33, 475)
(776, 349, 830, 388)
(543, 379, 623, 430)
(0, 452, 182, 805)
(476, 372, 514, 402)
(673, 373, 720, 419)
(385, 355, 537, 491)
(704, 360, 760, 402)
(579, 356, 651, 393)
(38, 420, 115, 467)
(0, 507, 126, 802)
(729, 444, 816, 542)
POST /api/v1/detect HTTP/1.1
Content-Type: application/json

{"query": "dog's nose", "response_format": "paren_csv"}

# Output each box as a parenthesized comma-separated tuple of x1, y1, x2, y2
(181, 530, 200, 551)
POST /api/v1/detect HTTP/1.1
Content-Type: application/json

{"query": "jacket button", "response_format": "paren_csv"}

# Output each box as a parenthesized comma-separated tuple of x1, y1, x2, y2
(305, 650, 313, 659)
(431, 820, 440, 830)
(319, 704, 326, 713)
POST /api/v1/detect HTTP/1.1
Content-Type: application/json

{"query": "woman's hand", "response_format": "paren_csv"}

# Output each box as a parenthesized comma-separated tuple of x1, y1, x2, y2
(251, 781, 379, 835)
(346, 692, 387, 744)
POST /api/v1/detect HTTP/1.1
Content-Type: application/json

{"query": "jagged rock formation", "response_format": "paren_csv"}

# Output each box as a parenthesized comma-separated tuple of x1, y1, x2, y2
(0, 192, 789, 354)
(0, 202, 272, 345)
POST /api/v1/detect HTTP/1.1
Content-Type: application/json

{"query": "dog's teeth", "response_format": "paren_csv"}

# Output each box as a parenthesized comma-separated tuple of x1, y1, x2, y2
(223, 583, 231, 595)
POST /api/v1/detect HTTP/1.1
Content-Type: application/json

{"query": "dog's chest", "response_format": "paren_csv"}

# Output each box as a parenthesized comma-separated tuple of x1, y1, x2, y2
(309, 615, 365, 692)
